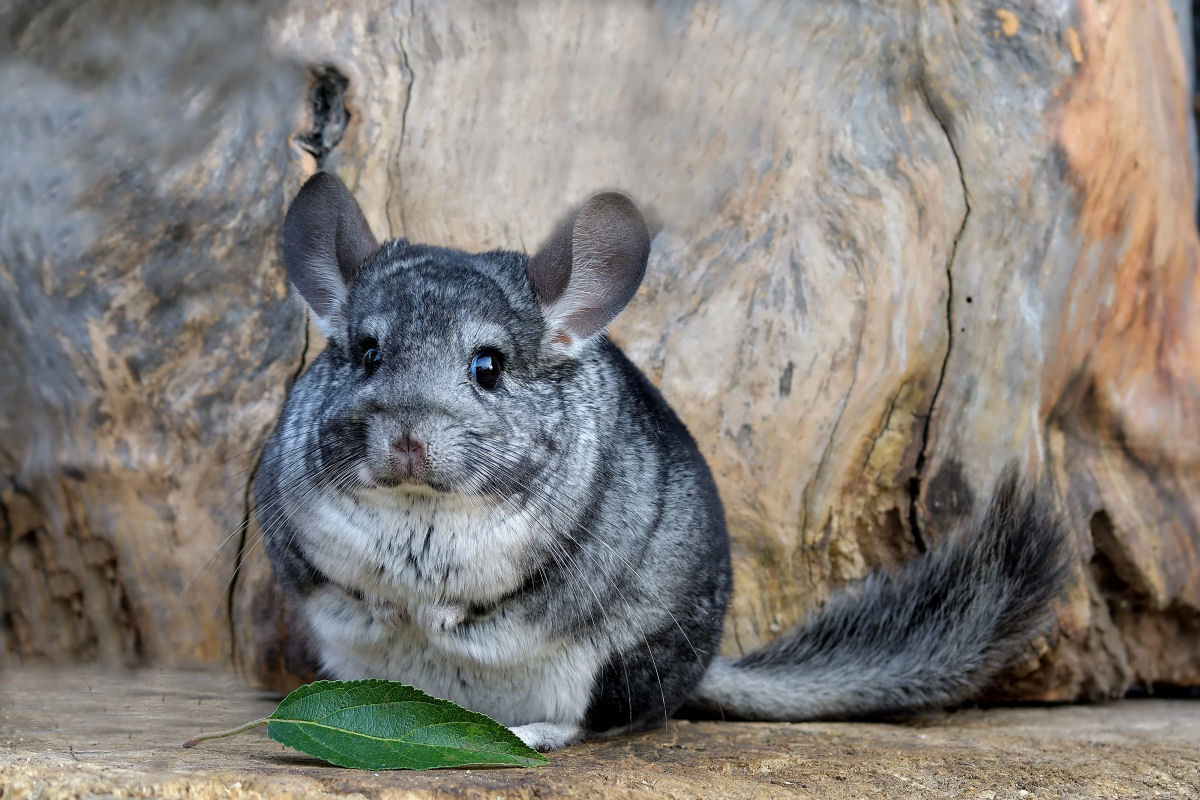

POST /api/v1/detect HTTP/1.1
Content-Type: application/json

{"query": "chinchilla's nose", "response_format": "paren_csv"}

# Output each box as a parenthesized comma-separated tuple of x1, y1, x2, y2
(391, 432, 426, 457)
(389, 431, 427, 481)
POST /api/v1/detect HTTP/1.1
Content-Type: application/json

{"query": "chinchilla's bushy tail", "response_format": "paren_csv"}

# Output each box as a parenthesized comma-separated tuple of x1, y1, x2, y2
(687, 466, 1069, 721)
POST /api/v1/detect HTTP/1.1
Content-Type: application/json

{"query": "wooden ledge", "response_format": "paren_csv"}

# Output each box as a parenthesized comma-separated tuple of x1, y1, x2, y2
(1, 669, 1197, 799)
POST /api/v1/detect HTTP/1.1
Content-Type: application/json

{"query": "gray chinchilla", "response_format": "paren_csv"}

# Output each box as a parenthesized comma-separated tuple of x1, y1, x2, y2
(254, 171, 1068, 751)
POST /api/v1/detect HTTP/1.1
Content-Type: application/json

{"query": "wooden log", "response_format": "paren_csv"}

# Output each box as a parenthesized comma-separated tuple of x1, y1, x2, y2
(0, 2, 307, 666)
(2, 0, 1197, 702)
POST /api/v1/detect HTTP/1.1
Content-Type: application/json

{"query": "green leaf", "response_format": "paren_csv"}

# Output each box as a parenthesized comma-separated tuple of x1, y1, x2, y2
(182, 679, 548, 770)
(264, 679, 548, 770)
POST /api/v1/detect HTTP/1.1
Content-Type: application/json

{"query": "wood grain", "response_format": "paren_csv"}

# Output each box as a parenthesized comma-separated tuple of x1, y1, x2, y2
(1, 0, 1196, 701)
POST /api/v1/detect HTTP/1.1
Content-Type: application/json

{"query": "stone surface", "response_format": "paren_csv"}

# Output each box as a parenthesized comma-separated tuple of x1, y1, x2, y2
(1, 0, 1198, 705)
(1, 669, 1198, 800)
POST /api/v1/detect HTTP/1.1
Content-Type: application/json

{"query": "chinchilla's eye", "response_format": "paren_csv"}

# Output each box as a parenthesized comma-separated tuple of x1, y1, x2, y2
(469, 349, 502, 390)
(361, 337, 382, 373)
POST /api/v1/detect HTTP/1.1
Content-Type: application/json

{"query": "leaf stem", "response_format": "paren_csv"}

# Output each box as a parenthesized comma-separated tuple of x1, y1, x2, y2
(182, 717, 271, 748)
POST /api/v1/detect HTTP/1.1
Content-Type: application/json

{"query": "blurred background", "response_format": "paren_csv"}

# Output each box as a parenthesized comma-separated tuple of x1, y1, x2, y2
(2, 0, 1198, 703)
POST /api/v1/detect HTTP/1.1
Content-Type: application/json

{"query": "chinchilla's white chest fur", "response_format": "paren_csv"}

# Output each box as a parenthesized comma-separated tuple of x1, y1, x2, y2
(294, 487, 604, 726)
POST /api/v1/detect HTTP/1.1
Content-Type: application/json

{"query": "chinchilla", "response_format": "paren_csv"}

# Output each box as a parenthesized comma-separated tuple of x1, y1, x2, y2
(253, 171, 1068, 752)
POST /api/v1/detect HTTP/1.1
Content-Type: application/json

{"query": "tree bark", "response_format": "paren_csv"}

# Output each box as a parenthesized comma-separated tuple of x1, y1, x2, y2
(2, 0, 1197, 701)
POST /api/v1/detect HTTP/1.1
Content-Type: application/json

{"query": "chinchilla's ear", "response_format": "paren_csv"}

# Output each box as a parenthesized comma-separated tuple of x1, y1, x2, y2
(281, 171, 378, 335)
(526, 192, 650, 356)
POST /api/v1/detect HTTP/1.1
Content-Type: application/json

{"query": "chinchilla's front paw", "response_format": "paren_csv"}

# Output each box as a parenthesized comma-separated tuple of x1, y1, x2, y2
(416, 603, 466, 636)
(509, 722, 584, 752)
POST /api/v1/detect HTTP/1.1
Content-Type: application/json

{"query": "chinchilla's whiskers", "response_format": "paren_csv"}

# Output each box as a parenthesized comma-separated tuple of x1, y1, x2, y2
(456, 438, 700, 681)
(200, 422, 356, 506)
(187, 429, 360, 642)
(249, 447, 361, 555)
(450, 472, 565, 636)
(468, 442, 634, 575)
(468, 442, 646, 568)
(498, 489, 669, 726)
(465, 448, 674, 721)
(284, 447, 365, 533)
(202, 421, 365, 512)
(513, 515, 669, 727)
(452, 468, 574, 589)
(223, 465, 362, 611)
(453, 465, 640, 714)
(261, 430, 365, 503)
(184, 513, 254, 597)
(640, 629, 671, 727)
(202, 430, 351, 552)
(214, 448, 364, 601)
(220, 456, 360, 601)
(210, 416, 364, 468)
(469, 441, 705, 680)
(249, 454, 369, 609)
(208, 431, 329, 516)
(257, 440, 352, 501)
(185, 435, 343, 594)
(193, 430, 324, 534)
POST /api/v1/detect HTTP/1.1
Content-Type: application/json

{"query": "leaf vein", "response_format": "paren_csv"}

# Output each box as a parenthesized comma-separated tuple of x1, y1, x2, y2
(271, 718, 520, 751)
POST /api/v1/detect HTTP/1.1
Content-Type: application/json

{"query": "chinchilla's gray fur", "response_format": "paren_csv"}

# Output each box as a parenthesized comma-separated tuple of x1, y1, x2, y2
(685, 471, 1067, 720)
(255, 172, 1069, 752)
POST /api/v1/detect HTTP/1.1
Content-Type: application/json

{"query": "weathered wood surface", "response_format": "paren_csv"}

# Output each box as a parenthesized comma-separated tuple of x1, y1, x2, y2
(4, 668, 1199, 800)
(2, 0, 1197, 702)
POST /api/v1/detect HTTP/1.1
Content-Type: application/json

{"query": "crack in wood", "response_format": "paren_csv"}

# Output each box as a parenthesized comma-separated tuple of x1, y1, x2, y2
(911, 28, 971, 553)
(387, 0, 417, 238)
